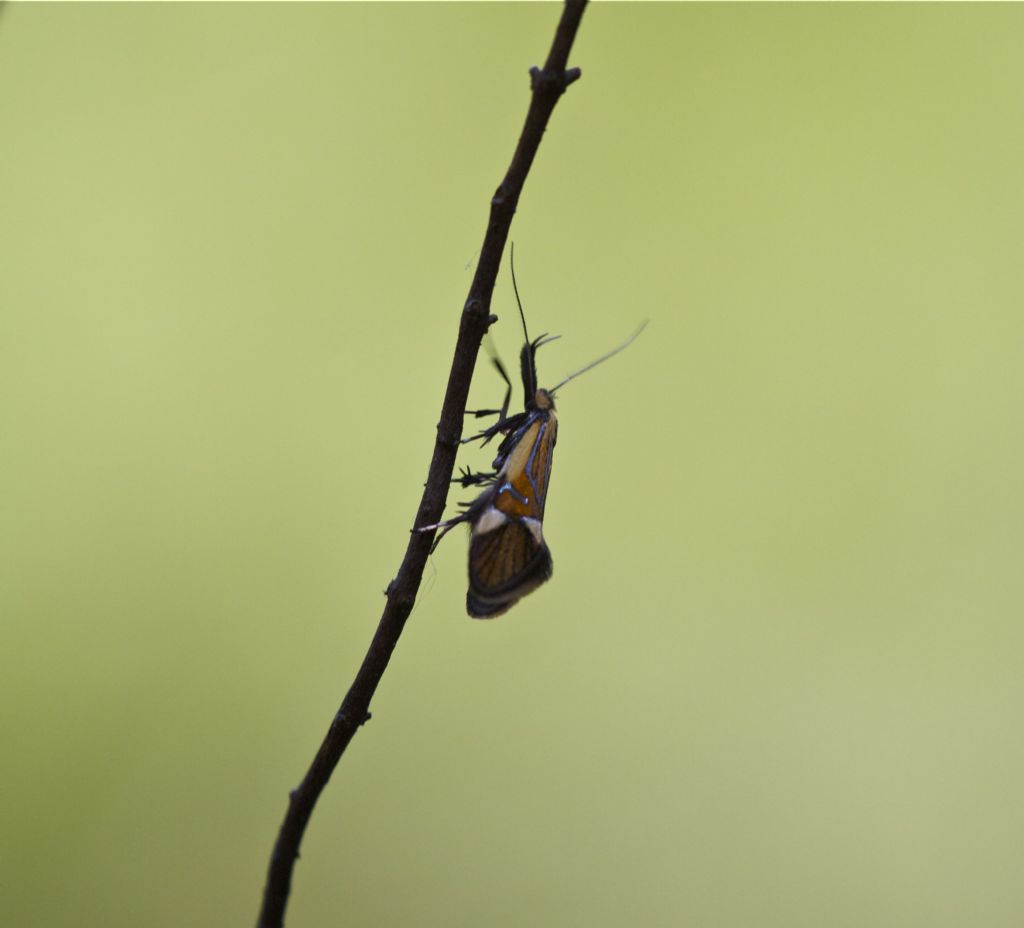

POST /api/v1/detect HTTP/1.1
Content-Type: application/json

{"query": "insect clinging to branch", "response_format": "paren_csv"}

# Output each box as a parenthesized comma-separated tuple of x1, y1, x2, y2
(419, 249, 646, 618)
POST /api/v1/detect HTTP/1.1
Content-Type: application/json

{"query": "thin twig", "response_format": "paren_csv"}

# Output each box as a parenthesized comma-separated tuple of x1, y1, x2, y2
(256, 3, 588, 925)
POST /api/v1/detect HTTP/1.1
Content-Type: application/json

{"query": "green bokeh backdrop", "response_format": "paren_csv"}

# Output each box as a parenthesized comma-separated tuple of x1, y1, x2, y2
(3, 4, 1023, 927)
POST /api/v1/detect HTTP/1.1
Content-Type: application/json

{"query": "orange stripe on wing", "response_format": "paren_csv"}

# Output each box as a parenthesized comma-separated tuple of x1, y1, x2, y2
(493, 412, 558, 521)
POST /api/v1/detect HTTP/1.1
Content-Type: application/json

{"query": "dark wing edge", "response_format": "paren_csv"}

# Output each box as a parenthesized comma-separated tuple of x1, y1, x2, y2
(467, 521, 553, 619)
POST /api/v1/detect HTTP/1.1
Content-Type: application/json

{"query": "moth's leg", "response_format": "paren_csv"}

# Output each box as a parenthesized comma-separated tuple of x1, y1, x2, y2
(463, 355, 514, 435)
(491, 355, 512, 424)
(461, 421, 506, 446)
(462, 410, 527, 448)
(415, 512, 469, 553)
(451, 466, 497, 488)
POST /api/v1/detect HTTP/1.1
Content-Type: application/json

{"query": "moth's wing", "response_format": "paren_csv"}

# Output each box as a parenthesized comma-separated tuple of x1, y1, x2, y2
(467, 517, 553, 618)
(498, 414, 556, 521)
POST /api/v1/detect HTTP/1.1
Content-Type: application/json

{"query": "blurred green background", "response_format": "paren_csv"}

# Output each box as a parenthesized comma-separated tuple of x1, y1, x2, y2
(3, 4, 1023, 927)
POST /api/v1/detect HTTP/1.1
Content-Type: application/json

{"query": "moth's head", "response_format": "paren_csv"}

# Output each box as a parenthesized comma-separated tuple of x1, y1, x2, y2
(533, 388, 555, 411)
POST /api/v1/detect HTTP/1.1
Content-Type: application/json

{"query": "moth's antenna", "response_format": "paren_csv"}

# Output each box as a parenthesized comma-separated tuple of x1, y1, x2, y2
(510, 242, 534, 375)
(509, 242, 540, 404)
(550, 320, 649, 395)
(509, 242, 531, 347)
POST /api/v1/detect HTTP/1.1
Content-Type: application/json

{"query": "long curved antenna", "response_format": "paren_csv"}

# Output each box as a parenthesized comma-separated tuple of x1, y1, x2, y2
(550, 320, 649, 394)
(509, 242, 541, 404)
(509, 242, 531, 347)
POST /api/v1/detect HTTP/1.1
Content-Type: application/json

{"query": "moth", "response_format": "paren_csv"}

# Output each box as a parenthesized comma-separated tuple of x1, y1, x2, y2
(421, 256, 646, 618)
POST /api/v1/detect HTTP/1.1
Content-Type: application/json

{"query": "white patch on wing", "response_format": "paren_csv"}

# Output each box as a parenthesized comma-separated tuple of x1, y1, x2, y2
(522, 517, 545, 545)
(473, 507, 508, 536)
